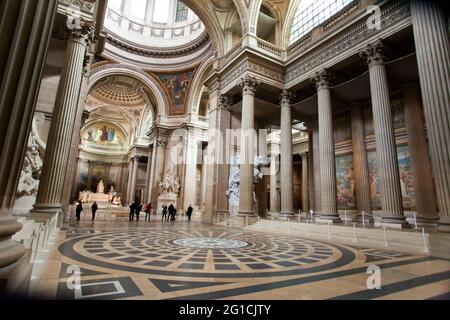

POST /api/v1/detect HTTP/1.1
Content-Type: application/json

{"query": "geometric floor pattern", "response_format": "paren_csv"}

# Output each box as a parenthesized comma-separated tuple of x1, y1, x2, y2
(30, 218, 450, 300)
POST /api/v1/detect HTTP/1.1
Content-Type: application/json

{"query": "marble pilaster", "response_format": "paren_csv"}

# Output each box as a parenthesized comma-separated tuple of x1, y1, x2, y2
(129, 156, 140, 204)
(144, 146, 153, 204)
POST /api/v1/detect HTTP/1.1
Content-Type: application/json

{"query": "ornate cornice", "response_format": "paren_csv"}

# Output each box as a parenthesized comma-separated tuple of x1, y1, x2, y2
(311, 69, 333, 90)
(105, 31, 211, 59)
(359, 39, 385, 67)
(217, 95, 233, 110)
(239, 75, 260, 96)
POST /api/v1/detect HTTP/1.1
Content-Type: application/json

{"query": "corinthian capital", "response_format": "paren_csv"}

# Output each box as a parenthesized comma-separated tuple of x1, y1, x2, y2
(359, 39, 385, 67)
(279, 89, 295, 106)
(239, 75, 260, 96)
(311, 69, 333, 90)
(68, 22, 96, 45)
(218, 95, 233, 109)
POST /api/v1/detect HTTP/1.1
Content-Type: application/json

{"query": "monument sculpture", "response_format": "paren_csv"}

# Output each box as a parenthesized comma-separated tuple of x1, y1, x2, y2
(97, 179, 105, 194)
(227, 155, 270, 215)
(157, 174, 181, 213)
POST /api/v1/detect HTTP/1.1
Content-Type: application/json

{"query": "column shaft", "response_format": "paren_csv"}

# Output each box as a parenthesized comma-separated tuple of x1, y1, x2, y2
(126, 160, 133, 204)
(301, 153, 309, 212)
(269, 153, 279, 213)
(403, 83, 438, 224)
(144, 147, 153, 204)
(360, 40, 406, 225)
(31, 26, 92, 220)
(184, 131, 199, 210)
(279, 90, 294, 217)
(411, 0, 450, 231)
(312, 120, 321, 212)
(351, 103, 372, 215)
(130, 157, 139, 204)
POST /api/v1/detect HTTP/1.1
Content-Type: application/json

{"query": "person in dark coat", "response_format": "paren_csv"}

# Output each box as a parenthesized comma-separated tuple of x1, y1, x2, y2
(136, 203, 142, 221)
(168, 204, 177, 221)
(129, 202, 136, 221)
(91, 202, 98, 221)
(186, 205, 193, 222)
(76, 202, 83, 222)
(145, 203, 152, 222)
(161, 205, 168, 221)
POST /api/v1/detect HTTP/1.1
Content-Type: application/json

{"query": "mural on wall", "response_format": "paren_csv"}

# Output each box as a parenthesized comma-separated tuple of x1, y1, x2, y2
(159, 70, 194, 115)
(333, 114, 352, 142)
(335, 154, 356, 209)
(81, 123, 126, 150)
(367, 145, 414, 210)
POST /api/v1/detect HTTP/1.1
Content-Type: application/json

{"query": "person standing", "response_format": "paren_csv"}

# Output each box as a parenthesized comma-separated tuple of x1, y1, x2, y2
(168, 204, 177, 222)
(161, 205, 168, 221)
(76, 202, 83, 222)
(186, 205, 193, 222)
(145, 203, 152, 222)
(129, 202, 136, 221)
(136, 203, 142, 222)
(91, 202, 98, 221)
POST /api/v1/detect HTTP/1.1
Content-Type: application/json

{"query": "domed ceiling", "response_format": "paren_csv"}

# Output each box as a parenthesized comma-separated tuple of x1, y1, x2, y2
(89, 75, 147, 106)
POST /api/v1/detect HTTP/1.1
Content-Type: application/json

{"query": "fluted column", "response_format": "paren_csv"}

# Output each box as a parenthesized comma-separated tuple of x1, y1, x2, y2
(279, 90, 295, 217)
(311, 120, 321, 213)
(411, 0, 450, 232)
(0, 0, 58, 292)
(308, 130, 315, 211)
(126, 160, 134, 204)
(184, 129, 199, 210)
(360, 40, 406, 226)
(149, 131, 168, 206)
(269, 153, 279, 213)
(31, 24, 94, 221)
(144, 146, 153, 204)
(351, 102, 372, 216)
(311, 70, 339, 222)
(238, 75, 259, 216)
(103, 162, 112, 192)
(86, 160, 95, 192)
(129, 156, 139, 204)
(301, 152, 309, 212)
(403, 83, 439, 225)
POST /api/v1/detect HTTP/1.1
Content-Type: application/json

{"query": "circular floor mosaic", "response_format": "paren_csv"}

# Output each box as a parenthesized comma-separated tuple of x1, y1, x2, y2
(173, 237, 248, 249)
(59, 225, 356, 278)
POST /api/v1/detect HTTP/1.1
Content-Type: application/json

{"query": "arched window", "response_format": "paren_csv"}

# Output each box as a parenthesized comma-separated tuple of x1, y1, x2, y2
(129, 0, 147, 20)
(290, 0, 353, 44)
(153, 0, 171, 23)
(176, 1, 189, 22)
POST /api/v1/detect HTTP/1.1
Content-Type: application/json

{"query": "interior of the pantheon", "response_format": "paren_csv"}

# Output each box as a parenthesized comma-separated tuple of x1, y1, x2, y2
(0, 0, 449, 300)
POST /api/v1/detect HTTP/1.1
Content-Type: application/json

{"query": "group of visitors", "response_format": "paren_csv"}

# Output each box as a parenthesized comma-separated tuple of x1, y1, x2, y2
(160, 204, 193, 222)
(75, 201, 98, 222)
(129, 202, 155, 222)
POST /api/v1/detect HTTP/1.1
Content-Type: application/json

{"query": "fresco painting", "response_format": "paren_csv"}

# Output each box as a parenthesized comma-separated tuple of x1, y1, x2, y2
(367, 145, 414, 210)
(82, 124, 125, 148)
(335, 154, 356, 209)
(159, 71, 194, 115)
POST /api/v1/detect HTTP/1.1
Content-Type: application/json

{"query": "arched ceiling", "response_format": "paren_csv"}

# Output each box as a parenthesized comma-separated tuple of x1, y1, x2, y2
(89, 75, 147, 106)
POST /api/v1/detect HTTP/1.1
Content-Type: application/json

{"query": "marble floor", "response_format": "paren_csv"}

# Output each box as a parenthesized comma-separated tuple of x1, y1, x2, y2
(29, 214, 450, 300)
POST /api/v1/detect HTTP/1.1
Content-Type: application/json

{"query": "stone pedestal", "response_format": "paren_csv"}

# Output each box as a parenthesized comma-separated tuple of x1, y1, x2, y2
(157, 193, 178, 214)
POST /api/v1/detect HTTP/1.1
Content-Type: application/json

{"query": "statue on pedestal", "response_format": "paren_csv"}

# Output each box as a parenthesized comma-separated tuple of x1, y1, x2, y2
(97, 179, 105, 194)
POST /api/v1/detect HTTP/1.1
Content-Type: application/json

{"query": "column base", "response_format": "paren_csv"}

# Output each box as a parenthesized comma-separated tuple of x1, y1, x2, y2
(437, 216, 450, 232)
(406, 215, 439, 228)
(318, 213, 342, 223)
(374, 214, 410, 229)
(0, 246, 31, 299)
(29, 203, 62, 223)
(231, 214, 258, 227)
(278, 211, 295, 220)
(356, 212, 374, 224)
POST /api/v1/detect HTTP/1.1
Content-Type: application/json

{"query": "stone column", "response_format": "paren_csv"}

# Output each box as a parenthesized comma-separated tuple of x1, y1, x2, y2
(269, 153, 279, 214)
(350, 102, 372, 216)
(126, 160, 133, 205)
(312, 120, 321, 213)
(255, 127, 268, 215)
(279, 90, 295, 218)
(301, 152, 309, 212)
(31, 24, 94, 221)
(184, 129, 199, 210)
(129, 156, 139, 204)
(360, 40, 406, 226)
(311, 70, 339, 222)
(308, 131, 315, 211)
(0, 0, 58, 293)
(204, 93, 231, 221)
(411, 0, 450, 232)
(103, 162, 112, 192)
(403, 83, 439, 225)
(149, 131, 168, 206)
(144, 146, 153, 204)
(238, 75, 259, 216)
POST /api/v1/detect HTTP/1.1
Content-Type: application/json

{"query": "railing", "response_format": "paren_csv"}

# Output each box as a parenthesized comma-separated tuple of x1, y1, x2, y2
(220, 39, 244, 68)
(256, 38, 283, 57)
(21, 212, 60, 263)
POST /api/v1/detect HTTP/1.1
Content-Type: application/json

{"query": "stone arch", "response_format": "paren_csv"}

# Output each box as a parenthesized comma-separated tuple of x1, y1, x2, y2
(186, 55, 215, 115)
(250, 0, 284, 46)
(88, 64, 169, 117)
